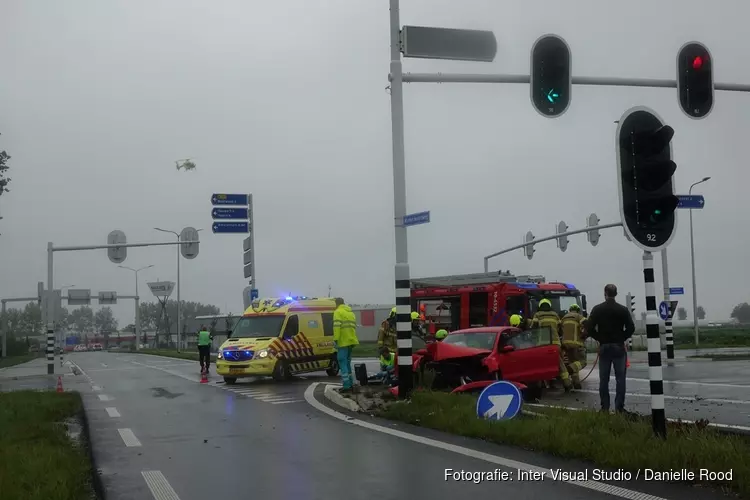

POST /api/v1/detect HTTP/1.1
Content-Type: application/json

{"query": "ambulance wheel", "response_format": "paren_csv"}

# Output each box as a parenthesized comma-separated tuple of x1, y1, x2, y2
(272, 360, 290, 381)
(326, 357, 340, 377)
(223, 377, 237, 385)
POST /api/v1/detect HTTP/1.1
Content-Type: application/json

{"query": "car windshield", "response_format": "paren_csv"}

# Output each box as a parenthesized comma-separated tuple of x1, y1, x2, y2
(230, 316, 285, 338)
(528, 294, 581, 316)
(442, 332, 497, 350)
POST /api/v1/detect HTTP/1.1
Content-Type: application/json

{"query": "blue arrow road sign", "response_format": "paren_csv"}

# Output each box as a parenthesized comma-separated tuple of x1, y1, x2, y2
(659, 301, 670, 321)
(669, 287, 684, 296)
(403, 211, 430, 227)
(677, 195, 705, 209)
(250, 288, 259, 300)
(211, 193, 249, 206)
(212, 207, 249, 220)
(476, 381, 522, 420)
(212, 222, 250, 234)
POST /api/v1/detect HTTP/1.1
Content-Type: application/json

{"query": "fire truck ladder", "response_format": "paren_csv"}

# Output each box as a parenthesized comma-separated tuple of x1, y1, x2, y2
(411, 271, 546, 289)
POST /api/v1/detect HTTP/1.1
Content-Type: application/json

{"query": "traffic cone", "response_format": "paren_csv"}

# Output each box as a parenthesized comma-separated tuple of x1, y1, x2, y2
(56, 376, 64, 393)
(626, 353, 631, 369)
(200, 371, 208, 384)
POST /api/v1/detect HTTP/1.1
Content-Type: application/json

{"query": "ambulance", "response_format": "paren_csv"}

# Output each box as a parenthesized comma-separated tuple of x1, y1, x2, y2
(215, 296, 340, 384)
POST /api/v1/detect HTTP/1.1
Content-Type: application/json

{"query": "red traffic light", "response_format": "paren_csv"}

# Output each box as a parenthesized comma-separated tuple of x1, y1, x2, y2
(692, 56, 704, 70)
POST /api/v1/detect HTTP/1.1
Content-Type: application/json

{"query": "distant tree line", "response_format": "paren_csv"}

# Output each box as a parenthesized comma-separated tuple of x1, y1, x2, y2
(676, 306, 706, 321)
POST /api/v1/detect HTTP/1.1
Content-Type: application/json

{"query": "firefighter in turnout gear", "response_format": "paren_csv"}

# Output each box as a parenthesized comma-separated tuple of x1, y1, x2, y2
(561, 304, 587, 390)
(377, 308, 398, 351)
(532, 298, 572, 391)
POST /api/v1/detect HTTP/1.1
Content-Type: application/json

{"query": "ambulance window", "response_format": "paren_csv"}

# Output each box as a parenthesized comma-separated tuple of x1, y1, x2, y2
(283, 315, 299, 338)
(505, 295, 525, 317)
(322, 313, 334, 336)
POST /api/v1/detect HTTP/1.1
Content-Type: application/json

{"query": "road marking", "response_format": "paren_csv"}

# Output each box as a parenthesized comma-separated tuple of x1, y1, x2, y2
(270, 399, 303, 404)
(98, 394, 113, 401)
(304, 383, 667, 500)
(526, 403, 750, 433)
(105, 407, 121, 418)
(118, 428, 142, 447)
(142, 470, 181, 500)
(255, 395, 296, 402)
(588, 373, 750, 389)
(575, 389, 750, 406)
(231, 389, 273, 396)
(92, 385, 102, 391)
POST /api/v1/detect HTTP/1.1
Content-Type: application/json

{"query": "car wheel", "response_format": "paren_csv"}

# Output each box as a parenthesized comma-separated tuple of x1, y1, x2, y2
(272, 360, 290, 381)
(325, 356, 340, 377)
(223, 377, 237, 385)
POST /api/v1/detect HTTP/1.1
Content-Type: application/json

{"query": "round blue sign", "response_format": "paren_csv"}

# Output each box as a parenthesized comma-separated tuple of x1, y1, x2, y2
(476, 381, 523, 420)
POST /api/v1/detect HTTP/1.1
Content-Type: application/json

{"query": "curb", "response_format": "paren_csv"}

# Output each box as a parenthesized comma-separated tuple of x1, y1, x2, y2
(77, 394, 107, 499)
(323, 384, 361, 412)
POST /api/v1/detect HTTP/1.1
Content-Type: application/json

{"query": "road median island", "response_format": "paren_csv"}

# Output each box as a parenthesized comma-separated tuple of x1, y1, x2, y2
(0, 390, 99, 500)
(0, 352, 39, 368)
(377, 390, 750, 498)
(136, 348, 216, 362)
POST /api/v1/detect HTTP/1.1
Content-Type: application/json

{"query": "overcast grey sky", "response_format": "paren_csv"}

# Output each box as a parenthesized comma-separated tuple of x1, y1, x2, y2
(1, 0, 748, 325)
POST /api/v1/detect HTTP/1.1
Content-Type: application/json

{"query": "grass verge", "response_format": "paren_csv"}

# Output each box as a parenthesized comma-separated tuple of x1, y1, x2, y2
(352, 342, 380, 358)
(0, 352, 38, 368)
(688, 353, 750, 361)
(138, 348, 216, 362)
(378, 390, 750, 498)
(0, 391, 94, 500)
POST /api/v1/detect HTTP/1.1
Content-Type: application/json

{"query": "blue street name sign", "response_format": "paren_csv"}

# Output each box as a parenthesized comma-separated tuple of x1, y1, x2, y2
(476, 381, 522, 420)
(250, 288, 259, 300)
(659, 301, 670, 321)
(212, 222, 250, 234)
(403, 211, 430, 227)
(669, 287, 684, 296)
(677, 195, 705, 209)
(211, 193, 249, 206)
(212, 207, 249, 220)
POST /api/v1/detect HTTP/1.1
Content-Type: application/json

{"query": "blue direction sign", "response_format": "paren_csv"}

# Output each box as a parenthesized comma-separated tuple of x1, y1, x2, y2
(403, 211, 430, 227)
(669, 287, 684, 296)
(212, 222, 250, 234)
(677, 195, 705, 209)
(476, 381, 522, 420)
(212, 207, 249, 220)
(211, 193, 249, 206)
(250, 288, 259, 300)
(659, 301, 670, 321)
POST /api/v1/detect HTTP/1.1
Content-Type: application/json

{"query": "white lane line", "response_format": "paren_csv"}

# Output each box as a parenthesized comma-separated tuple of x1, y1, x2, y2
(270, 399, 303, 404)
(526, 403, 750, 432)
(255, 395, 296, 402)
(118, 428, 142, 447)
(142, 470, 181, 500)
(231, 390, 274, 396)
(105, 407, 121, 418)
(92, 385, 102, 391)
(98, 394, 113, 401)
(304, 383, 666, 500)
(588, 373, 750, 389)
(575, 389, 750, 406)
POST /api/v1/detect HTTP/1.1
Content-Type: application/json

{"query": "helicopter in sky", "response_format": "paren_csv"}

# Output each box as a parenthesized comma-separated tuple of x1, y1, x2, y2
(175, 158, 196, 171)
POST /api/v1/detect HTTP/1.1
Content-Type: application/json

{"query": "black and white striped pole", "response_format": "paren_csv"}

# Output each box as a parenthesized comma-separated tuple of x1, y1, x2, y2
(643, 251, 667, 437)
(661, 249, 675, 364)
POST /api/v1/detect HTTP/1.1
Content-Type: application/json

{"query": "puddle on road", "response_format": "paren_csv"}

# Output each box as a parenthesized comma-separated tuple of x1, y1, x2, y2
(151, 387, 184, 399)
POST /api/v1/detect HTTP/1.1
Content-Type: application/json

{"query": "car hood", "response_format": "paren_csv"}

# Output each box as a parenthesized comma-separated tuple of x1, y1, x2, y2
(427, 341, 491, 361)
(219, 338, 274, 352)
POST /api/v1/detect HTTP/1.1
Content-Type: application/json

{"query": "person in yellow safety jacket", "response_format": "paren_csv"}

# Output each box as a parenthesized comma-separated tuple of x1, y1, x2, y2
(561, 304, 588, 390)
(531, 298, 571, 391)
(333, 297, 359, 392)
(377, 346, 396, 384)
(377, 308, 398, 351)
(435, 329, 448, 341)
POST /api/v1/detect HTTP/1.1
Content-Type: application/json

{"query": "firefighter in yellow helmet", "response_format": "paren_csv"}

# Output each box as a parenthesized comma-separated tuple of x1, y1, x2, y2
(561, 303, 587, 390)
(531, 298, 571, 391)
(377, 307, 398, 351)
(509, 314, 522, 328)
(435, 329, 448, 341)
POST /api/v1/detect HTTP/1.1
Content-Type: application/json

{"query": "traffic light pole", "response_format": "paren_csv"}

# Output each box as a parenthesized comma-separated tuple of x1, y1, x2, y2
(397, 72, 750, 93)
(661, 249, 675, 365)
(643, 251, 667, 438)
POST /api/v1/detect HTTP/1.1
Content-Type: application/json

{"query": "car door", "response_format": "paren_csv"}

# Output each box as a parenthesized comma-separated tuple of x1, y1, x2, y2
(296, 313, 330, 372)
(499, 327, 560, 382)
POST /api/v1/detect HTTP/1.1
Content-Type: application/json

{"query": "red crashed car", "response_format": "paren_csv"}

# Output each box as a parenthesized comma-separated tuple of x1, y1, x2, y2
(391, 326, 561, 398)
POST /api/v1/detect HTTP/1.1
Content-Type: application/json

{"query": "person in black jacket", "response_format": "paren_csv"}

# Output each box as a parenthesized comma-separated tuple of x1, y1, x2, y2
(585, 284, 635, 413)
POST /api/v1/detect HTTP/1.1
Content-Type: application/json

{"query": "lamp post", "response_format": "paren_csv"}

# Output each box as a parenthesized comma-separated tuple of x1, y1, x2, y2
(118, 265, 153, 350)
(689, 176, 710, 347)
(154, 227, 201, 351)
(57, 285, 74, 357)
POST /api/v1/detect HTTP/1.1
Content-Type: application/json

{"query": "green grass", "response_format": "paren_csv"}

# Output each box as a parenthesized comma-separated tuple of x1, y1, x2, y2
(0, 391, 94, 500)
(352, 342, 380, 358)
(379, 391, 750, 498)
(0, 353, 38, 368)
(138, 348, 216, 362)
(688, 353, 750, 361)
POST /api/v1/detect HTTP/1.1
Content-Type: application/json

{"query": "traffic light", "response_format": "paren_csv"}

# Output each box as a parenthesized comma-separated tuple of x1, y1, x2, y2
(677, 42, 713, 119)
(616, 106, 678, 251)
(530, 34, 571, 118)
(628, 294, 636, 316)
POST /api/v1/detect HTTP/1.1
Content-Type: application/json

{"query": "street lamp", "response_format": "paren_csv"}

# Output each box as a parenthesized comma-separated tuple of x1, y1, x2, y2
(118, 265, 153, 349)
(154, 227, 202, 351)
(689, 176, 711, 347)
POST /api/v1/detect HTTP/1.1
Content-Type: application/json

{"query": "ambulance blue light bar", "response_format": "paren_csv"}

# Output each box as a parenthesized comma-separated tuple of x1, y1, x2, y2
(563, 283, 577, 289)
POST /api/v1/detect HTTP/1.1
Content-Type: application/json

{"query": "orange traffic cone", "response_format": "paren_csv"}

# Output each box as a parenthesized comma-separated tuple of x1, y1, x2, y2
(200, 370, 208, 384)
(56, 376, 64, 393)
(626, 354, 631, 369)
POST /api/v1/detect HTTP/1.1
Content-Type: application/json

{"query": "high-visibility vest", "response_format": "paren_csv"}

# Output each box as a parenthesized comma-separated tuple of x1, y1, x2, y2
(561, 312, 585, 346)
(532, 311, 561, 345)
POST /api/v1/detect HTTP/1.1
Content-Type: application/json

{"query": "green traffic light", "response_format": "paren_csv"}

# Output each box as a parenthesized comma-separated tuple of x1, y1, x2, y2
(546, 89, 560, 103)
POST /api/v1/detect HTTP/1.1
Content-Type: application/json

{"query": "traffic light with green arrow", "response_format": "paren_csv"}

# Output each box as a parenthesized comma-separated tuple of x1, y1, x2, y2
(530, 34, 571, 118)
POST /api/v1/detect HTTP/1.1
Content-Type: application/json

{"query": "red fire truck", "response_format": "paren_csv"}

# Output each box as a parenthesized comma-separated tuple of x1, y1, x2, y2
(410, 271, 587, 334)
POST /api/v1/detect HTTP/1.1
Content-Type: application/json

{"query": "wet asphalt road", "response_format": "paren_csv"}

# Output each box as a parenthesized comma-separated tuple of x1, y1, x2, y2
(54, 351, 732, 500)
